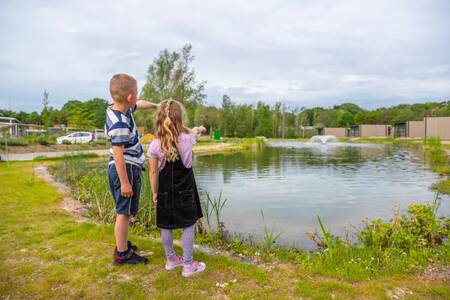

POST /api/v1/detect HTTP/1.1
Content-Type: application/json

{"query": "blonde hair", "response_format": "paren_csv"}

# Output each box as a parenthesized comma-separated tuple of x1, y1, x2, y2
(109, 73, 137, 103)
(155, 99, 189, 162)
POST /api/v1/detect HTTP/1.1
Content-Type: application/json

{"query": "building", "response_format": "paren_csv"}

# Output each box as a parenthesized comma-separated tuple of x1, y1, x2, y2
(393, 122, 407, 138)
(348, 125, 360, 137)
(0, 117, 20, 137)
(323, 127, 347, 137)
(348, 124, 391, 138)
(393, 117, 449, 140)
(424, 117, 450, 140)
(408, 120, 426, 139)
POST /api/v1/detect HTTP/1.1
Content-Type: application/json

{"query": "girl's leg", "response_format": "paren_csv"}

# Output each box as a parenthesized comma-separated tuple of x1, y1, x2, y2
(181, 224, 195, 264)
(161, 228, 177, 260)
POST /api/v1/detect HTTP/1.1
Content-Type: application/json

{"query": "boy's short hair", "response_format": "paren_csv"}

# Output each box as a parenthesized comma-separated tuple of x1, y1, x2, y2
(109, 73, 137, 103)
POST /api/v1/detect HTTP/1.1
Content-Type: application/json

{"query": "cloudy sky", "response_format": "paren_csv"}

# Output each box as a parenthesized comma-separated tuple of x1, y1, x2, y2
(0, 0, 449, 112)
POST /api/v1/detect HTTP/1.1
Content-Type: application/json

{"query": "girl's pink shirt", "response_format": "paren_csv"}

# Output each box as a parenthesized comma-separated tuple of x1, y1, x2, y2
(147, 132, 196, 170)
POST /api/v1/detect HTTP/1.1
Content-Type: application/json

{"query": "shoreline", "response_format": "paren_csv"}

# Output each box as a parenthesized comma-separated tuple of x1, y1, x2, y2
(0, 138, 258, 161)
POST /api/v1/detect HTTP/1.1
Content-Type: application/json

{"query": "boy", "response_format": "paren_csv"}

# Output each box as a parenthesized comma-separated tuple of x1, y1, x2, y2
(105, 73, 158, 265)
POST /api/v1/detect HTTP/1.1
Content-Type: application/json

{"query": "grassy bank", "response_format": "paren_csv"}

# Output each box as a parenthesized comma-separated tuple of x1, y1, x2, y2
(1, 161, 449, 299)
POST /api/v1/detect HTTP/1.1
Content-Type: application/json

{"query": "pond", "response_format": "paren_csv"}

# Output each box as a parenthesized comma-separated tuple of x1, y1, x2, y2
(193, 141, 449, 250)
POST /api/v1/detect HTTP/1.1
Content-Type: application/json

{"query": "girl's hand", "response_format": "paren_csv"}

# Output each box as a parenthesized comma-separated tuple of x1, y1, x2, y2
(152, 193, 158, 204)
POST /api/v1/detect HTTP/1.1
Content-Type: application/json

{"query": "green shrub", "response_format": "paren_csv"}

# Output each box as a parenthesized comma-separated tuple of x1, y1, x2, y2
(432, 178, 450, 195)
(88, 139, 108, 146)
(62, 140, 71, 145)
(36, 136, 50, 145)
(358, 194, 448, 250)
(0, 137, 28, 147)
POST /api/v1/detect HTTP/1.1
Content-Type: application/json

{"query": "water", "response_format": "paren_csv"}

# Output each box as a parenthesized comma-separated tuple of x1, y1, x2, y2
(310, 135, 338, 143)
(193, 141, 449, 250)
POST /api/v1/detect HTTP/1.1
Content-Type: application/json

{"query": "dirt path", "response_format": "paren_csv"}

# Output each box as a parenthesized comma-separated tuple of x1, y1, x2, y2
(34, 165, 91, 223)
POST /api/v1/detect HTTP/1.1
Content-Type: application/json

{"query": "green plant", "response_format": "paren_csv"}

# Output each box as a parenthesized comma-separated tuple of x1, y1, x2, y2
(36, 136, 50, 145)
(358, 193, 449, 250)
(260, 209, 282, 250)
(202, 192, 214, 234)
(316, 215, 342, 259)
(0, 137, 28, 147)
(208, 192, 227, 236)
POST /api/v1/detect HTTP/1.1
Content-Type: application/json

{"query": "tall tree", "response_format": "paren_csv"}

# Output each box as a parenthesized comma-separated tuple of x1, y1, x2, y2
(140, 44, 206, 126)
(41, 90, 51, 127)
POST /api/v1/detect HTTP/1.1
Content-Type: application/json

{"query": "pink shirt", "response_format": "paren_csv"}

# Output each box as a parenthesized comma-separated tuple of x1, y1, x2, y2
(147, 132, 197, 170)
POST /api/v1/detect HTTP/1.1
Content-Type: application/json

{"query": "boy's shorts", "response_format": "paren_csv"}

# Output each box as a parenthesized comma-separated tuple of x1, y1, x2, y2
(108, 163, 142, 216)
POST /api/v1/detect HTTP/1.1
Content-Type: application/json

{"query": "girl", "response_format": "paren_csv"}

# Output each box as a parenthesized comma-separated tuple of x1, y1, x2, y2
(147, 99, 206, 277)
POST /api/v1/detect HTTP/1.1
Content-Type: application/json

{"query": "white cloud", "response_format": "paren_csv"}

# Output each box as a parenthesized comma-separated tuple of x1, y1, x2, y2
(0, 0, 449, 112)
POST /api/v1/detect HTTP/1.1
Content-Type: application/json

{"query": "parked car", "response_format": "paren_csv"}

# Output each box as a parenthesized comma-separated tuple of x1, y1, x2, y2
(56, 131, 93, 144)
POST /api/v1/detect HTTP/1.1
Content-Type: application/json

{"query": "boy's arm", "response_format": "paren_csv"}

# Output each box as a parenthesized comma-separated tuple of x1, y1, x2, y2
(149, 158, 159, 203)
(112, 146, 133, 198)
(189, 126, 207, 136)
(135, 100, 159, 110)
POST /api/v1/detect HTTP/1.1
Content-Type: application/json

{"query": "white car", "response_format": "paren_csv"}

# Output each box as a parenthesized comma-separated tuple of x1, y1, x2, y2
(56, 131, 93, 144)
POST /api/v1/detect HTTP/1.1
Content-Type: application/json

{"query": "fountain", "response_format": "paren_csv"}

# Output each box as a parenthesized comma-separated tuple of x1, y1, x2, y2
(309, 135, 338, 143)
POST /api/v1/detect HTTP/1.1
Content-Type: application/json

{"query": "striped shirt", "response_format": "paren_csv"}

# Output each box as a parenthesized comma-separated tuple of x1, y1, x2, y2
(104, 105, 145, 168)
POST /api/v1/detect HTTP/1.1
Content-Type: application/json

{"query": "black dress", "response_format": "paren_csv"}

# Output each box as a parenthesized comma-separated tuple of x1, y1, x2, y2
(156, 157, 203, 229)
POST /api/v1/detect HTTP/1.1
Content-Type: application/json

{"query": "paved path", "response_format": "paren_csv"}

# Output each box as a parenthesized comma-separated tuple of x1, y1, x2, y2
(0, 149, 110, 161)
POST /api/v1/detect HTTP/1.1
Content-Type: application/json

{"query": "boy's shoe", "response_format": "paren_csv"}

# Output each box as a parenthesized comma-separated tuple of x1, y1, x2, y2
(182, 260, 206, 277)
(113, 248, 148, 266)
(165, 256, 184, 271)
(128, 240, 138, 252)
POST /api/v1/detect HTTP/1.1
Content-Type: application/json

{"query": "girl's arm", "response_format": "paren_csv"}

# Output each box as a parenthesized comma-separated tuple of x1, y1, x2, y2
(149, 158, 159, 203)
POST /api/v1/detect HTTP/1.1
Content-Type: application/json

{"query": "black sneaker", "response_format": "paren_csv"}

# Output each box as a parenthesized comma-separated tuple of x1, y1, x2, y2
(128, 240, 138, 252)
(113, 248, 149, 265)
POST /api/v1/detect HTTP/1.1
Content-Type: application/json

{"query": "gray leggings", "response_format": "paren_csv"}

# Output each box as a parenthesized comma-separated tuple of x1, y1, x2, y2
(161, 224, 195, 264)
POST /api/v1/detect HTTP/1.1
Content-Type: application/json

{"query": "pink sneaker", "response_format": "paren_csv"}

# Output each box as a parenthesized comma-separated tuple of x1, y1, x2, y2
(182, 260, 206, 277)
(165, 256, 184, 271)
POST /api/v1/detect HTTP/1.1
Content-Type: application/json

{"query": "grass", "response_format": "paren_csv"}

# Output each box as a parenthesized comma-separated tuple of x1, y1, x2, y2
(1, 160, 449, 298)
(193, 137, 262, 156)
(33, 152, 99, 161)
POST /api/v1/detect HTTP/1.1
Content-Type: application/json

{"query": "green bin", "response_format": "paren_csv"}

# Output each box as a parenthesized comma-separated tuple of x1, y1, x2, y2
(213, 130, 221, 141)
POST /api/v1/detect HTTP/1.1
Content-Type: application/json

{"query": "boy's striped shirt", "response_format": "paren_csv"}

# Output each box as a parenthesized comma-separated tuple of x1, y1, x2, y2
(104, 105, 145, 167)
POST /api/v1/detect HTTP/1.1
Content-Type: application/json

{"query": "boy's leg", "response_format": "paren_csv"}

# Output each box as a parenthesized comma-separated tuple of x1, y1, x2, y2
(161, 228, 177, 259)
(181, 224, 195, 264)
(115, 214, 129, 252)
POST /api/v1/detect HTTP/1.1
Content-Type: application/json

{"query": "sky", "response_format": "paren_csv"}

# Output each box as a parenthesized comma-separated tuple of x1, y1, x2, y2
(0, 0, 449, 112)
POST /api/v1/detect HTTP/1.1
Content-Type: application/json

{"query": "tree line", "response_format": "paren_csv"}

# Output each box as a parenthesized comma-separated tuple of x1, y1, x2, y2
(1, 44, 449, 138)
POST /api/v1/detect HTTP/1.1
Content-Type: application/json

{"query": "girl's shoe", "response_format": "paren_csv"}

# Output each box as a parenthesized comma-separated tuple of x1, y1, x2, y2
(182, 260, 206, 277)
(165, 256, 184, 270)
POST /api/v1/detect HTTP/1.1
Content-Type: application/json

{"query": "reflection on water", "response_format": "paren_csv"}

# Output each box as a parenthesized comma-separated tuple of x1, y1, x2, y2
(193, 141, 449, 250)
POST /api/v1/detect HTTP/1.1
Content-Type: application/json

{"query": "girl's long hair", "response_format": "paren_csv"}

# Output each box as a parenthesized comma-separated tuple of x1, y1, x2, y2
(155, 99, 189, 162)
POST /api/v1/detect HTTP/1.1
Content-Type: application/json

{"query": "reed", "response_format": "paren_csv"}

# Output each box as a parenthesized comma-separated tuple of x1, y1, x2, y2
(260, 209, 282, 250)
